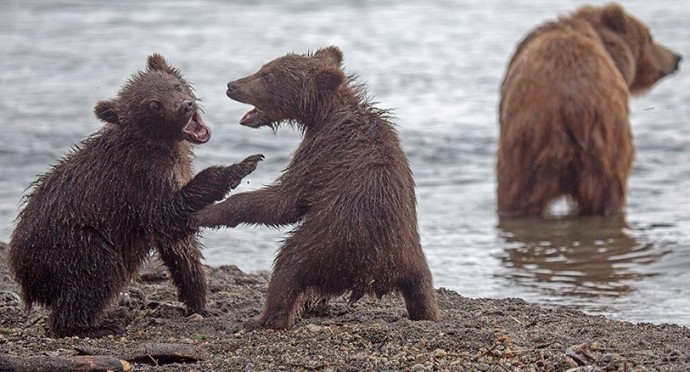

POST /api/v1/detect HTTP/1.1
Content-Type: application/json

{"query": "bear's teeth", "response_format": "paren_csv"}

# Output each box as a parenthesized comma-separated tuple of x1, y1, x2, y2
(183, 113, 211, 143)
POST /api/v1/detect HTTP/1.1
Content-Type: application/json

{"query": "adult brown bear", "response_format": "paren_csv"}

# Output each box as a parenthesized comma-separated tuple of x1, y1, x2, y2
(497, 3, 681, 217)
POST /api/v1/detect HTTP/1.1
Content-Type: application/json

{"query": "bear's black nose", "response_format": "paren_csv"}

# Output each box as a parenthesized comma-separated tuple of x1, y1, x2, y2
(182, 100, 194, 114)
(227, 81, 239, 94)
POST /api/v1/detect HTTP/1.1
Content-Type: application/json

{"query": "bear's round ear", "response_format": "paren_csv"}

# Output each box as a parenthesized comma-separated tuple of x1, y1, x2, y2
(94, 100, 120, 124)
(601, 3, 627, 33)
(315, 66, 345, 93)
(313, 46, 343, 67)
(146, 53, 184, 79)
(147, 53, 169, 71)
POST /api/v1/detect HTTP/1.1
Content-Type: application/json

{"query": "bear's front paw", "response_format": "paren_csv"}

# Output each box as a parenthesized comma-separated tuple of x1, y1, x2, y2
(225, 154, 264, 189)
(242, 153, 265, 167)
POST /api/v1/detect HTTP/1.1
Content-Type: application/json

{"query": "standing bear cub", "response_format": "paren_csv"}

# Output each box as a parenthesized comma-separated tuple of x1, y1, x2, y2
(8, 54, 263, 338)
(195, 46, 441, 329)
(497, 3, 681, 217)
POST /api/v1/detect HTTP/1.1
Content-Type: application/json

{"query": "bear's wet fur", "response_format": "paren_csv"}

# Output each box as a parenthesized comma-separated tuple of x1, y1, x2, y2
(8, 54, 263, 338)
(497, 2, 681, 217)
(196, 46, 441, 329)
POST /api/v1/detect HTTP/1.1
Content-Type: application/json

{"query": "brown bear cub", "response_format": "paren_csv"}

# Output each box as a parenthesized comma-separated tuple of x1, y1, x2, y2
(497, 3, 681, 217)
(195, 46, 441, 329)
(8, 54, 263, 338)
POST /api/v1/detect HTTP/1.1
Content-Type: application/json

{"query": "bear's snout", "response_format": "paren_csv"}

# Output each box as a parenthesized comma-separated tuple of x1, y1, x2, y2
(673, 53, 682, 71)
(227, 81, 239, 95)
(656, 44, 682, 75)
(180, 100, 195, 116)
(227, 80, 251, 104)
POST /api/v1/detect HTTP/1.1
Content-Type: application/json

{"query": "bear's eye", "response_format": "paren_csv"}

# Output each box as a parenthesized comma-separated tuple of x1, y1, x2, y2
(264, 73, 275, 84)
(149, 101, 161, 111)
(175, 84, 183, 92)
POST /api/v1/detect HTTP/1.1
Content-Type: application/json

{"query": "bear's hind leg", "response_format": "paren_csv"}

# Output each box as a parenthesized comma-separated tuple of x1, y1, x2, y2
(48, 288, 127, 338)
(498, 163, 565, 217)
(574, 172, 624, 216)
(47, 234, 130, 338)
(245, 238, 306, 330)
(245, 267, 303, 330)
(397, 265, 441, 322)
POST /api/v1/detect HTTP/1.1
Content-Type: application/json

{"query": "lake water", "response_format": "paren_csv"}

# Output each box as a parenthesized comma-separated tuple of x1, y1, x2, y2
(1, 0, 689, 326)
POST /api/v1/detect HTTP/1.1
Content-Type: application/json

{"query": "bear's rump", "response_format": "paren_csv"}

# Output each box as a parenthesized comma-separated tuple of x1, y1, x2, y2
(501, 29, 631, 164)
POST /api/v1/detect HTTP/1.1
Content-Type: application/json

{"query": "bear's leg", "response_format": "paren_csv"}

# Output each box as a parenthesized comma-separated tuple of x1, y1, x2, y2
(498, 163, 564, 217)
(49, 300, 128, 338)
(574, 173, 624, 215)
(397, 263, 441, 322)
(48, 238, 129, 338)
(157, 236, 208, 315)
(244, 237, 305, 330)
(244, 270, 302, 330)
(48, 296, 92, 338)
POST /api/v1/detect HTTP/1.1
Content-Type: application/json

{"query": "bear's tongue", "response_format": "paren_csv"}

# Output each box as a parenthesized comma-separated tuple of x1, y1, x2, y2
(183, 113, 211, 144)
(240, 107, 259, 126)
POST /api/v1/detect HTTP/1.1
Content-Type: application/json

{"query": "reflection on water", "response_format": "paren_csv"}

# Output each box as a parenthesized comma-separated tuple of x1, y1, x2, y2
(497, 216, 665, 299)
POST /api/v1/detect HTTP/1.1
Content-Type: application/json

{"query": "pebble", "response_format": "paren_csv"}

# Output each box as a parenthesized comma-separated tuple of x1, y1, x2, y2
(599, 353, 614, 363)
(434, 349, 447, 358)
(415, 353, 429, 364)
(304, 324, 324, 334)
(0, 291, 20, 307)
(187, 313, 204, 322)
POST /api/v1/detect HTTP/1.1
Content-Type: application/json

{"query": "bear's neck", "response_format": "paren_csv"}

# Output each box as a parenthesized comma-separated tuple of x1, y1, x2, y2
(595, 28, 636, 86)
(300, 88, 362, 132)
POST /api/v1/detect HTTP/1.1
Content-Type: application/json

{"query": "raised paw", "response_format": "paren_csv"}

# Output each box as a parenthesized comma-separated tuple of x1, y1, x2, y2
(224, 153, 264, 190)
(242, 153, 265, 166)
(237, 153, 265, 178)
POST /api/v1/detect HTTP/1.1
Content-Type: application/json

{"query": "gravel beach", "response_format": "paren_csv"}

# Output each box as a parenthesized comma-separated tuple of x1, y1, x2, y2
(1, 242, 689, 371)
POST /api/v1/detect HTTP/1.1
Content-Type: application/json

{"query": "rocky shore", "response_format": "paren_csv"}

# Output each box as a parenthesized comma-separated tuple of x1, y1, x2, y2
(1, 241, 689, 371)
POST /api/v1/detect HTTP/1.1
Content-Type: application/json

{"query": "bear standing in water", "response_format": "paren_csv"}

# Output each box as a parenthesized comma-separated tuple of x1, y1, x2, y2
(8, 54, 263, 338)
(497, 3, 681, 217)
(195, 46, 441, 329)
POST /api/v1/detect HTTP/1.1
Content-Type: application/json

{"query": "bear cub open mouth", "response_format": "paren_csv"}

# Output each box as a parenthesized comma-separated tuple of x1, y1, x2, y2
(183, 112, 211, 143)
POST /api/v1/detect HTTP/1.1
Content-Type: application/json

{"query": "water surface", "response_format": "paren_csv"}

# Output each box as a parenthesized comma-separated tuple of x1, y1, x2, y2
(1, 0, 689, 325)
